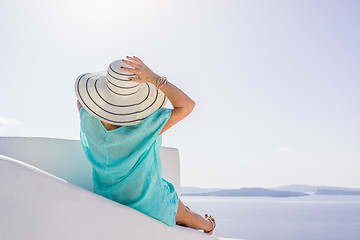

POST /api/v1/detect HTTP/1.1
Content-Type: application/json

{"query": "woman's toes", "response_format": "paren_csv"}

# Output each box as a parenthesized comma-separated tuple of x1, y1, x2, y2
(203, 216, 214, 235)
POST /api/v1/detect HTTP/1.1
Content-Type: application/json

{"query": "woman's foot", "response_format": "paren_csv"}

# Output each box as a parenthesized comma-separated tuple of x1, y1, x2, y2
(203, 214, 216, 235)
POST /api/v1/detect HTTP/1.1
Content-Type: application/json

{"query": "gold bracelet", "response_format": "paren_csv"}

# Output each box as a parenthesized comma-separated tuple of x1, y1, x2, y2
(156, 76, 169, 89)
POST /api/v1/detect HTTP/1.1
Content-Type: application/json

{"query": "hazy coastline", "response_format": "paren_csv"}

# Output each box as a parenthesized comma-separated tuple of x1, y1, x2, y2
(181, 184, 360, 197)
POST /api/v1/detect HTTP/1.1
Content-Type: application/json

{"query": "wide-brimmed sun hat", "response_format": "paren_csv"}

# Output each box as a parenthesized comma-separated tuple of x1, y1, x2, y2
(75, 59, 168, 126)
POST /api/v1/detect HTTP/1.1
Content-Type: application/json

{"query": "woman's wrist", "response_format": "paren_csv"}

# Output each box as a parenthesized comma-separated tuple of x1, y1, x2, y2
(149, 74, 159, 85)
(156, 76, 169, 89)
(148, 74, 170, 89)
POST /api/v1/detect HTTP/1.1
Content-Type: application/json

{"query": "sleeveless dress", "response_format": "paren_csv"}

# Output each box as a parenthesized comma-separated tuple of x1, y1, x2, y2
(79, 107, 179, 227)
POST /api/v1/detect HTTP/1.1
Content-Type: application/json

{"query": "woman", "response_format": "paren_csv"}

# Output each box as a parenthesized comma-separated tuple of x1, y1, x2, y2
(75, 56, 216, 234)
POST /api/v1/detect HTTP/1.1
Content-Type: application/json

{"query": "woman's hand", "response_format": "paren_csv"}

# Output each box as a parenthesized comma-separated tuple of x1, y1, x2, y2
(121, 56, 158, 84)
(122, 56, 195, 135)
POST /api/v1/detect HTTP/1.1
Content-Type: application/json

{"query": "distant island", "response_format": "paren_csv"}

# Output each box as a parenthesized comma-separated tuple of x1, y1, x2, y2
(181, 184, 360, 198)
(272, 184, 360, 194)
(316, 189, 360, 195)
(182, 188, 308, 197)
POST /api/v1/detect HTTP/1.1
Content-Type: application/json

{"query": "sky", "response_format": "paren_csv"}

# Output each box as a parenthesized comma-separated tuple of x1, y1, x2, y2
(1, 0, 359, 189)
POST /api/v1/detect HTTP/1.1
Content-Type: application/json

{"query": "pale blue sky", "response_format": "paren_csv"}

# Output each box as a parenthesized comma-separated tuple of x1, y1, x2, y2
(1, 0, 359, 188)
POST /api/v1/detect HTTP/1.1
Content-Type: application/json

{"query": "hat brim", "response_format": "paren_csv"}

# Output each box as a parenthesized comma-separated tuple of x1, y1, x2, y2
(75, 71, 168, 126)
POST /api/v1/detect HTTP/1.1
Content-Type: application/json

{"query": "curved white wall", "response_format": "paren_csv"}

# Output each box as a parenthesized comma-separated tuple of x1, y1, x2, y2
(0, 154, 219, 240)
(0, 137, 231, 240)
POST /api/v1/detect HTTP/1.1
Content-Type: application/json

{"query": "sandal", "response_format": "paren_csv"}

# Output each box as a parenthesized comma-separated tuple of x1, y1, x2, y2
(204, 213, 216, 234)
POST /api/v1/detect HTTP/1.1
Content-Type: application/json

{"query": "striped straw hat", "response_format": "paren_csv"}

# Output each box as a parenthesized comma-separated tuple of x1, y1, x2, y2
(75, 59, 167, 126)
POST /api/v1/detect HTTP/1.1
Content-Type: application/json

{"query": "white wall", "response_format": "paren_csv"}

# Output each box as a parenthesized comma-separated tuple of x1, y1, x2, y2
(0, 154, 219, 240)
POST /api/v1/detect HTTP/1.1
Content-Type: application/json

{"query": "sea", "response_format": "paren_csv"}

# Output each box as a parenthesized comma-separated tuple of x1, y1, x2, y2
(181, 195, 360, 240)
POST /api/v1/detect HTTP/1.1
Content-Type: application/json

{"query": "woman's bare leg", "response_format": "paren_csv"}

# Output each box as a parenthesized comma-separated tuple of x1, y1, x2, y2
(175, 198, 214, 234)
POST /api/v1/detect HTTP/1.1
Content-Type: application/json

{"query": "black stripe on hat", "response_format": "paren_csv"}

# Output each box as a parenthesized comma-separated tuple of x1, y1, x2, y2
(109, 64, 135, 77)
(158, 91, 167, 109)
(107, 70, 131, 82)
(105, 82, 140, 96)
(106, 77, 139, 89)
(108, 80, 139, 89)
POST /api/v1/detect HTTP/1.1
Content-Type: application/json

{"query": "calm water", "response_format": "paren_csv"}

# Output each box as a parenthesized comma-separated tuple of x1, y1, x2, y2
(181, 195, 360, 240)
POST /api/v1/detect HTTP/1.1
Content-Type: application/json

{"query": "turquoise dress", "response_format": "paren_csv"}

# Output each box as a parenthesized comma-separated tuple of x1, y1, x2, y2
(79, 107, 179, 227)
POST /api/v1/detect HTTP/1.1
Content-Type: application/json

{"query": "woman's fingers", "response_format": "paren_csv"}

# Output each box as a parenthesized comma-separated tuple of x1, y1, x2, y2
(121, 56, 155, 83)
(121, 66, 138, 74)
(122, 59, 140, 68)
(129, 75, 144, 83)
(126, 56, 143, 65)
(131, 56, 144, 64)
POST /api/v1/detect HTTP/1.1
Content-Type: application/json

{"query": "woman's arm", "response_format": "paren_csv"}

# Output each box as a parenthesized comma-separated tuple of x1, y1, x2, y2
(155, 81, 195, 135)
(121, 56, 195, 135)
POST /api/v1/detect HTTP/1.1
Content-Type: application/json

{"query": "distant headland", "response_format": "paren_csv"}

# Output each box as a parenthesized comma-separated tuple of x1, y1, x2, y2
(181, 184, 360, 198)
